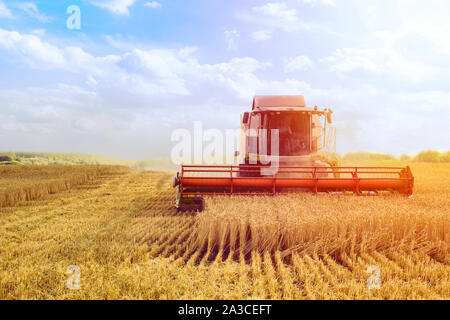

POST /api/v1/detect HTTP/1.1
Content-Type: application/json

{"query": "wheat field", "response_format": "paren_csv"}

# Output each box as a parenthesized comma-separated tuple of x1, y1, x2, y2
(0, 163, 448, 299)
(0, 165, 130, 207)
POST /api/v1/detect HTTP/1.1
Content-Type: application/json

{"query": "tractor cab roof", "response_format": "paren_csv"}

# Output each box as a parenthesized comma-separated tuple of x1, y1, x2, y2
(252, 95, 312, 112)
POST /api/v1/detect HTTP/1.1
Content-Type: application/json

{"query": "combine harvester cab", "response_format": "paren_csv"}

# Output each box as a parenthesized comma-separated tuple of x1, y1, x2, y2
(173, 96, 414, 211)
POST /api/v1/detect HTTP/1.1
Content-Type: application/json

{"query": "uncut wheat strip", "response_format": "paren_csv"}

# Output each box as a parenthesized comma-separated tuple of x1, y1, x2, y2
(0, 177, 86, 207)
(302, 254, 335, 299)
(291, 253, 317, 300)
(233, 252, 253, 299)
(214, 218, 236, 263)
(227, 217, 240, 255)
(274, 252, 301, 300)
(407, 239, 450, 263)
(360, 252, 443, 299)
(0, 168, 129, 215)
(378, 251, 449, 298)
(376, 212, 450, 263)
(196, 200, 250, 258)
(339, 253, 408, 300)
(309, 253, 352, 299)
(186, 237, 209, 266)
(215, 254, 243, 299)
(198, 218, 223, 265)
(200, 250, 244, 299)
(322, 254, 366, 299)
(361, 252, 405, 281)
(237, 219, 252, 259)
(0, 166, 129, 208)
(316, 252, 377, 299)
(261, 251, 282, 299)
(185, 236, 206, 267)
(192, 212, 232, 261)
(224, 245, 235, 263)
(162, 228, 194, 259)
(184, 259, 211, 299)
(338, 254, 371, 299)
(388, 251, 450, 289)
(250, 251, 267, 299)
(171, 265, 208, 300)
(187, 215, 211, 245)
(198, 264, 223, 299)
(225, 215, 250, 261)
(362, 251, 440, 297)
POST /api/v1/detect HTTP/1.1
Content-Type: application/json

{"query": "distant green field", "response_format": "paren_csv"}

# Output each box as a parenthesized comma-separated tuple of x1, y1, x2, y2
(0, 150, 448, 169)
(0, 152, 132, 166)
(341, 150, 450, 164)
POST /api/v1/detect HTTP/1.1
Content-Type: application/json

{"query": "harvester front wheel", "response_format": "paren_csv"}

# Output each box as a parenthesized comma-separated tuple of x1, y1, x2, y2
(175, 185, 204, 212)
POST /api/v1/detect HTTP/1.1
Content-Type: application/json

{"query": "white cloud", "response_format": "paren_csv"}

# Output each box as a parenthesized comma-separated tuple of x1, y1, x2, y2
(364, 4, 382, 31)
(315, 1, 448, 83)
(248, 2, 337, 34)
(322, 47, 439, 82)
(253, 2, 298, 24)
(388, 16, 450, 57)
(0, 1, 12, 18)
(0, 29, 66, 69)
(299, 0, 336, 6)
(144, 1, 162, 8)
(283, 55, 314, 73)
(249, 2, 304, 33)
(358, 1, 450, 56)
(92, 0, 137, 15)
(0, 28, 272, 103)
(224, 29, 240, 51)
(16, 2, 50, 22)
(0, 29, 125, 76)
(32, 29, 46, 36)
(251, 30, 272, 41)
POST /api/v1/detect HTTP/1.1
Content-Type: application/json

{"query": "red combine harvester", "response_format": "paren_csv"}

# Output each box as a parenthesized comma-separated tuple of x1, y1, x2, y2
(173, 96, 414, 211)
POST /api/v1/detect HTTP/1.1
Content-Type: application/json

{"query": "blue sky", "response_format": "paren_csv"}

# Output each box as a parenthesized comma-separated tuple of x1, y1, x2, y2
(0, 0, 449, 159)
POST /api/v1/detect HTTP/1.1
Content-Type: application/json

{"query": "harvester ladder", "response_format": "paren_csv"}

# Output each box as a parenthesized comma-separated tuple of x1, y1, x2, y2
(323, 126, 336, 154)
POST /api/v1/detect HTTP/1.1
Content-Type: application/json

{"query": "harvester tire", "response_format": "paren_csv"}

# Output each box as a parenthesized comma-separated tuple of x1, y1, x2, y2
(177, 197, 204, 212)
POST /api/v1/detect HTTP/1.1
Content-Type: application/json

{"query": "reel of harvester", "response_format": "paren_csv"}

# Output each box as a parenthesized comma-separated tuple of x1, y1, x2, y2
(173, 165, 414, 212)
